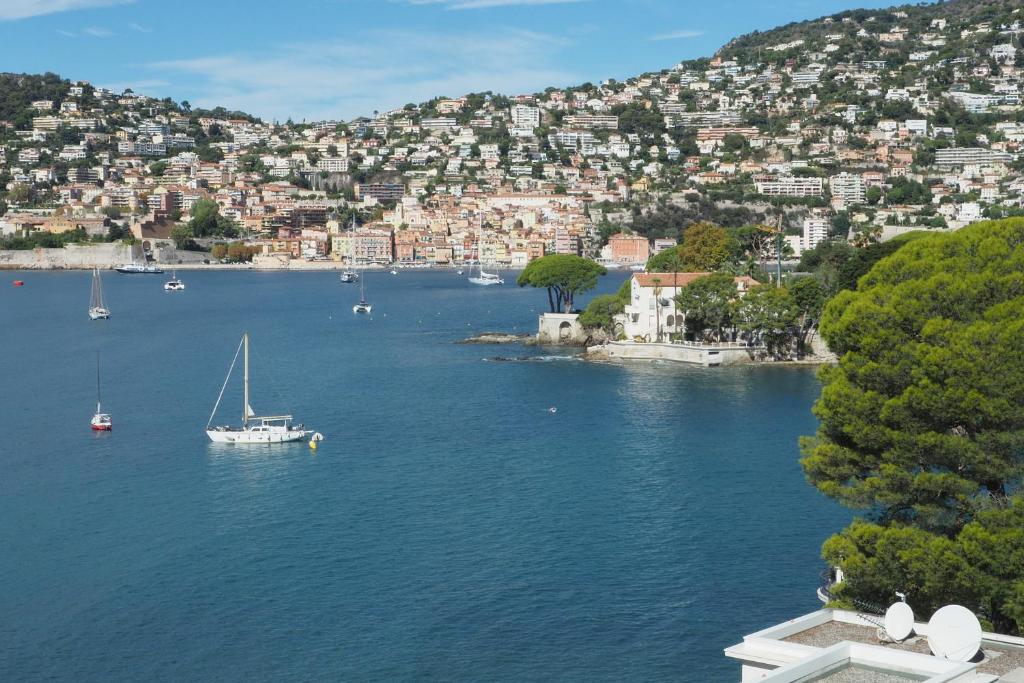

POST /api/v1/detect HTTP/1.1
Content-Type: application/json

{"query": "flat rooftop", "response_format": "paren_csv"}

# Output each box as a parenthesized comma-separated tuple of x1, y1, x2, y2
(782, 619, 1024, 679)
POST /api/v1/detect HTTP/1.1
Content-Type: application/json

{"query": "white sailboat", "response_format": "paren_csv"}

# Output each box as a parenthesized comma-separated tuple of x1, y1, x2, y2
(163, 270, 185, 291)
(90, 351, 112, 431)
(468, 213, 503, 286)
(205, 333, 311, 444)
(353, 266, 372, 314)
(340, 217, 359, 283)
(89, 268, 111, 319)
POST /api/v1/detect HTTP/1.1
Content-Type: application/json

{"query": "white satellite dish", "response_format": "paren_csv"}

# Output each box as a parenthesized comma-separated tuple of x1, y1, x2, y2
(927, 605, 982, 661)
(884, 601, 915, 641)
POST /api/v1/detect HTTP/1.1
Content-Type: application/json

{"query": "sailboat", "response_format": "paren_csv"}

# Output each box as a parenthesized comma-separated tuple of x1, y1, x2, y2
(206, 333, 311, 444)
(353, 267, 372, 314)
(163, 270, 185, 291)
(468, 213, 503, 286)
(89, 268, 111, 319)
(91, 352, 112, 431)
(340, 217, 359, 283)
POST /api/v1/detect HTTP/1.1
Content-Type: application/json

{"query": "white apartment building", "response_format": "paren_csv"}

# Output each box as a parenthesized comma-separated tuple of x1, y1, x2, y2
(563, 114, 618, 129)
(755, 176, 824, 197)
(510, 105, 540, 130)
(803, 216, 829, 251)
(420, 117, 458, 132)
(316, 157, 350, 173)
(829, 172, 866, 204)
(935, 148, 1014, 167)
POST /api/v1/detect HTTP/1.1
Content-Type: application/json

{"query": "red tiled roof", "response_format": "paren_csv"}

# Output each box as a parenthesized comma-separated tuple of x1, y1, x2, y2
(634, 272, 759, 289)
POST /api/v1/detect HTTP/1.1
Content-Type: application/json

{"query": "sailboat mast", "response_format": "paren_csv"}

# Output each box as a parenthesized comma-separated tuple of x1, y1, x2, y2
(96, 351, 101, 413)
(243, 333, 249, 427)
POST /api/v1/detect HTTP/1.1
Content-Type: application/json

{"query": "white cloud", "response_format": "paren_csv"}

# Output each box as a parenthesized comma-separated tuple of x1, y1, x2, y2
(150, 30, 580, 122)
(405, 0, 588, 9)
(650, 29, 704, 41)
(0, 0, 130, 21)
(82, 25, 112, 36)
(129, 22, 151, 32)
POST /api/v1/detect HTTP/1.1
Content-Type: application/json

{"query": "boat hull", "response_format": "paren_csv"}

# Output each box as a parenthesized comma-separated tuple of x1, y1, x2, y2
(468, 277, 503, 285)
(353, 304, 372, 314)
(89, 307, 111, 320)
(206, 429, 309, 444)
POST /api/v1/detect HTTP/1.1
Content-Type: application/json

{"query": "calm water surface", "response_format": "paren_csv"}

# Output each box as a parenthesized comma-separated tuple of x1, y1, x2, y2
(0, 269, 848, 681)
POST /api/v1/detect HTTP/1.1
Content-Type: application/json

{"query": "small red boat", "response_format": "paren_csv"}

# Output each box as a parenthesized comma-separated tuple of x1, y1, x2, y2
(13, 280, 24, 286)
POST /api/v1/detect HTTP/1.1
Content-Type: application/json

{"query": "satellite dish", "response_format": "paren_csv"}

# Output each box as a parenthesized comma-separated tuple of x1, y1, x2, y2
(884, 601, 915, 641)
(927, 605, 982, 661)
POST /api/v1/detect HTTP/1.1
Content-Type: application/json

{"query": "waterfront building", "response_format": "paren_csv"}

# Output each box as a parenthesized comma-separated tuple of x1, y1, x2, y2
(620, 272, 758, 342)
(607, 232, 650, 265)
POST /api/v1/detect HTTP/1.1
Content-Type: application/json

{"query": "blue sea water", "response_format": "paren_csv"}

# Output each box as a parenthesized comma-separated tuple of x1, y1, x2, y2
(0, 269, 849, 682)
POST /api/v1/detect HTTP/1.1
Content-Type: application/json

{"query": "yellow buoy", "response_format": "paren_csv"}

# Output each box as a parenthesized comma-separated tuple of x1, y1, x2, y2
(309, 440, 317, 450)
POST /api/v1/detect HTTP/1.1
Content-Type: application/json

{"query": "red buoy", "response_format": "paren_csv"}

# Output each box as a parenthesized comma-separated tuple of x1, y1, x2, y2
(13, 280, 24, 286)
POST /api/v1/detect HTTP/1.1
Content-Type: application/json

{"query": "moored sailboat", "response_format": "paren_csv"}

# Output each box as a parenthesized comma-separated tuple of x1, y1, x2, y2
(205, 333, 311, 444)
(468, 213, 503, 286)
(91, 352, 112, 431)
(89, 268, 111, 320)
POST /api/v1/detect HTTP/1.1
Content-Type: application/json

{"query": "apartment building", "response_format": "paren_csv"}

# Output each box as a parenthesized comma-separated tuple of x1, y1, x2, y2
(935, 147, 1014, 167)
(754, 175, 824, 197)
(510, 104, 540, 130)
(829, 172, 866, 204)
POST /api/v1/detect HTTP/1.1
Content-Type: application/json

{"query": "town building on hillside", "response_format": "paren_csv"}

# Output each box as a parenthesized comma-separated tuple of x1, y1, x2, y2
(607, 232, 650, 265)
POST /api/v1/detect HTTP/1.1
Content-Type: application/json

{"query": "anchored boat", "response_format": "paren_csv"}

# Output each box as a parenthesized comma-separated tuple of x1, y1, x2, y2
(205, 333, 311, 444)
(88, 268, 111, 320)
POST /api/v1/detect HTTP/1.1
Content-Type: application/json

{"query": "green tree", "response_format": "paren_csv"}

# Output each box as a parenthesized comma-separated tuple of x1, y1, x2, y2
(822, 500, 1024, 635)
(188, 198, 238, 238)
(517, 255, 607, 313)
(735, 284, 798, 356)
(673, 272, 737, 341)
(679, 222, 734, 272)
(579, 294, 626, 335)
(171, 224, 195, 250)
(801, 219, 1024, 534)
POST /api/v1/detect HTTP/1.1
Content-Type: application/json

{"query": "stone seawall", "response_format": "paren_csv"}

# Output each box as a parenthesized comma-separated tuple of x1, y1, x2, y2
(0, 243, 135, 270)
(588, 340, 761, 366)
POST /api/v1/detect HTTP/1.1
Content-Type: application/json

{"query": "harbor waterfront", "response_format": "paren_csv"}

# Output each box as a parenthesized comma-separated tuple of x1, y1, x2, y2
(0, 270, 849, 681)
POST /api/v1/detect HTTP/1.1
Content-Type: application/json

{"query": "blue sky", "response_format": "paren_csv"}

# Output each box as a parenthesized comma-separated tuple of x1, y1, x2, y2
(1, 0, 907, 121)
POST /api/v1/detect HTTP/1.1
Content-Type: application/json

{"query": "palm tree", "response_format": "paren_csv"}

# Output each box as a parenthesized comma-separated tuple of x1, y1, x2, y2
(652, 277, 663, 342)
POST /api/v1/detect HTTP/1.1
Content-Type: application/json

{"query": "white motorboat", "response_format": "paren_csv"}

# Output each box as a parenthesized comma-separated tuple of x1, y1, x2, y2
(468, 213, 504, 286)
(205, 333, 311, 444)
(163, 270, 185, 291)
(116, 263, 164, 274)
(88, 268, 111, 320)
(340, 271, 359, 283)
(91, 352, 112, 431)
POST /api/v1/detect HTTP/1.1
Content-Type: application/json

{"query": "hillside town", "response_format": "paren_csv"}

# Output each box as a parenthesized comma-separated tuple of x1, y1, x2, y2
(2, 1, 1024, 269)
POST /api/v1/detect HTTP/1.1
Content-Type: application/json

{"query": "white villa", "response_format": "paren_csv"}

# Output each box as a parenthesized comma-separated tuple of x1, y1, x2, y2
(619, 272, 759, 341)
